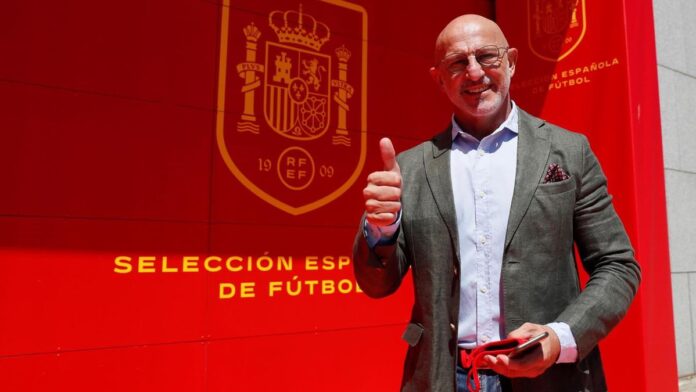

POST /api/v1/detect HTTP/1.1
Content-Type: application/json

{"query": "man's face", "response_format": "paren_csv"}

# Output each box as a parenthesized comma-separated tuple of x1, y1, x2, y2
(430, 21, 518, 130)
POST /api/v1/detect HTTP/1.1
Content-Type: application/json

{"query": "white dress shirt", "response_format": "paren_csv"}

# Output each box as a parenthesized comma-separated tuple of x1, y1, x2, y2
(450, 103, 518, 348)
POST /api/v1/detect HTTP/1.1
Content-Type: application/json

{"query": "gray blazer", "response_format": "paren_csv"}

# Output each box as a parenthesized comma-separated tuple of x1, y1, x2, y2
(353, 109, 641, 392)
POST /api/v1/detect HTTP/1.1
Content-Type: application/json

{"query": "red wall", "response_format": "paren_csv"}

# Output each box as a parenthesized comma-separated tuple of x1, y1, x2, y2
(0, 0, 676, 390)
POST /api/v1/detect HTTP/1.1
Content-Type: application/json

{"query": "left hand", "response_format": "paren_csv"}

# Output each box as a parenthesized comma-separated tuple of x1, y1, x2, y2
(483, 322, 561, 378)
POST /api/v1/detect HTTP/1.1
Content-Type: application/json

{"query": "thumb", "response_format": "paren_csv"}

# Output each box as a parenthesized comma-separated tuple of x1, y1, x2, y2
(379, 137, 400, 173)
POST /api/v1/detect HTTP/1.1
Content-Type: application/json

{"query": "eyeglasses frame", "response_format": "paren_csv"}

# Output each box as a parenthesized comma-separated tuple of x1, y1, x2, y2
(437, 45, 510, 75)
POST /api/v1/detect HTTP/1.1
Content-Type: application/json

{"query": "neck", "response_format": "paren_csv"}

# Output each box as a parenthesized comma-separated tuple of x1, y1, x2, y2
(454, 101, 512, 140)
(454, 117, 498, 140)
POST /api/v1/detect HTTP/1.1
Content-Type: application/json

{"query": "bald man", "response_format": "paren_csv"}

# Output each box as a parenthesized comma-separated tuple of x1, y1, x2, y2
(353, 15, 640, 392)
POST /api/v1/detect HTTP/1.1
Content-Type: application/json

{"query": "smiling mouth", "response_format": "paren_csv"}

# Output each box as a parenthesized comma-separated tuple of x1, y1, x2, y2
(463, 85, 490, 95)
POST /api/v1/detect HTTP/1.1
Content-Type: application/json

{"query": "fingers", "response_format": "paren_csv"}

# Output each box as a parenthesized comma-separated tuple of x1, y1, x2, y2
(380, 137, 400, 173)
(488, 323, 561, 378)
(366, 211, 400, 226)
(487, 350, 546, 378)
(364, 186, 401, 226)
(366, 171, 402, 188)
(482, 354, 505, 369)
(364, 138, 402, 226)
(364, 183, 401, 201)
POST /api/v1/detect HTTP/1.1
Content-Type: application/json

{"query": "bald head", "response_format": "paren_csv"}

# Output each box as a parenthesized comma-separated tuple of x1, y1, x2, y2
(429, 14, 518, 138)
(434, 14, 509, 64)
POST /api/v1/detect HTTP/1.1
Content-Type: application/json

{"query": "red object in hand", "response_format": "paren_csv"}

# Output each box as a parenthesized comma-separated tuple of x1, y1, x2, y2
(460, 332, 548, 392)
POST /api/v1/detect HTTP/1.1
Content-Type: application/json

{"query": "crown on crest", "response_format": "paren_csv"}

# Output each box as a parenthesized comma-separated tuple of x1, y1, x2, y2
(269, 5, 330, 51)
(335, 45, 351, 62)
(243, 22, 261, 41)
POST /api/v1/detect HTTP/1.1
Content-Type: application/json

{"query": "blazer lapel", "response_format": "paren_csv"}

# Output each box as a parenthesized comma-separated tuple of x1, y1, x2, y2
(424, 127, 459, 259)
(504, 110, 551, 250)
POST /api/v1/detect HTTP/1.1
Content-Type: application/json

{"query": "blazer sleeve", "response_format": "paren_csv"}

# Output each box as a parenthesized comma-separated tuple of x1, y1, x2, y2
(556, 136, 641, 360)
(352, 214, 411, 299)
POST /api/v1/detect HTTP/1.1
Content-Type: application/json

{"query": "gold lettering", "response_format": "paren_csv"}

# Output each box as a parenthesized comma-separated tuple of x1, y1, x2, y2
(219, 283, 235, 299)
(322, 280, 335, 294)
(338, 256, 351, 270)
(138, 256, 156, 273)
(286, 275, 301, 296)
(240, 282, 255, 298)
(257, 255, 273, 271)
(162, 256, 178, 273)
(305, 256, 319, 271)
(338, 279, 353, 294)
(226, 256, 243, 272)
(182, 256, 199, 272)
(269, 281, 282, 296)
(114, 256, 133, 274)
(205, 256, 222, 272)
(305, 280, 319, 295)
(321, 256, 336, 270)
(278, 256, 293, 270)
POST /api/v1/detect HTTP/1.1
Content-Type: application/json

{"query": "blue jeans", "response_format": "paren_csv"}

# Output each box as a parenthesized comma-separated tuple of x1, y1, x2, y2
(456, 363, 503, 392)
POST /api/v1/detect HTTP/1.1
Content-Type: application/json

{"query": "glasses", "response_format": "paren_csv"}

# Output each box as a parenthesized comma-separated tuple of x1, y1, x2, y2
(438, 45, 509, 74)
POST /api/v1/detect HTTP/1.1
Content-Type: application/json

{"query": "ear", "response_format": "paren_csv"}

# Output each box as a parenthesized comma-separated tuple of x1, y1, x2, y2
(507, 48, 518, 78)
(429, 66, 444, 88)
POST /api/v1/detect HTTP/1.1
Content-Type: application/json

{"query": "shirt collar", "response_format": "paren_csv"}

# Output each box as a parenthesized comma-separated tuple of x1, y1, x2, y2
(450, 101, 519, 142)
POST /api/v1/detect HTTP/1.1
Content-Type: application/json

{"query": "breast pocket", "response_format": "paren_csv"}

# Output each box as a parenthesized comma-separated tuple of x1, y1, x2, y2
(535, 178, 576, 196)
(523, 181, 576, 256)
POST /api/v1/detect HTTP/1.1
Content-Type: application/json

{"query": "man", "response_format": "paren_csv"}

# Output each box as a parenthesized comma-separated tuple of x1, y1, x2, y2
(352, 14, 640, 392)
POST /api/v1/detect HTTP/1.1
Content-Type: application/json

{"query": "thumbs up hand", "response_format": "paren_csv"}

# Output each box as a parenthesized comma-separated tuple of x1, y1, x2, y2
(363, 138, 402, 226)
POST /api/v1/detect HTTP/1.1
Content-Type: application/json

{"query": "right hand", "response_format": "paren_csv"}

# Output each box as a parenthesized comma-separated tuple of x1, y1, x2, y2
(363, 137, 402, 226)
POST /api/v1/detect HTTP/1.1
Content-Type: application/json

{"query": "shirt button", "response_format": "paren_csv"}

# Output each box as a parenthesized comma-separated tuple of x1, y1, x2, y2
(450, 323, 456, 332)
(482, 335, 490, 343)
(478, 191, 486, 199)
(479, 236, 486, 245)
(478, 150, 484, 157)
(480, 286, 488, 294)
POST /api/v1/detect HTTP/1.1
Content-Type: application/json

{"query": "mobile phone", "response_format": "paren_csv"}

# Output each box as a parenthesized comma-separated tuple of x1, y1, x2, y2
(509, 331, 549, 357)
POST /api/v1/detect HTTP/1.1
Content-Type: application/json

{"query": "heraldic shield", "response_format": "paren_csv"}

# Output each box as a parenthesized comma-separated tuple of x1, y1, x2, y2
(264, 42, 332, 140)
(216, 0, 367, 215)
(528, 0, 586, 61)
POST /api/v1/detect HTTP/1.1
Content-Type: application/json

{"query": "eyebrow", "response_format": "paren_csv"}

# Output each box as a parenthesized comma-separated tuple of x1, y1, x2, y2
(442, 50, 473, 59)
(445, 46, 499, 56)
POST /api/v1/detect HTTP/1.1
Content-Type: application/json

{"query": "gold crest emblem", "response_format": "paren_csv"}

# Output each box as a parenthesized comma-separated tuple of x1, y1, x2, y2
(216, 1, 367, 215)
(528, 0, 586, 61)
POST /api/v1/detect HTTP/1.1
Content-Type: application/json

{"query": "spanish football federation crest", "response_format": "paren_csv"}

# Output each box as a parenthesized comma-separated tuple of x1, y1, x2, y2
(216, 1, 367, 215)
(528, 0, 586, 61)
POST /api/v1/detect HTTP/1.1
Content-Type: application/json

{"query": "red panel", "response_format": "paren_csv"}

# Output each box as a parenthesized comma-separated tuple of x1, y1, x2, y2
(0, 0, 218, 109)
(206, 326, 406, 391)
(0, 216, 209, 253)
(0, 80, 212, 222)
(0, 343, 205, 391)
(0, 0, 217, 222)
(623, 0, 679, 389)
(0, 247, 207, 356)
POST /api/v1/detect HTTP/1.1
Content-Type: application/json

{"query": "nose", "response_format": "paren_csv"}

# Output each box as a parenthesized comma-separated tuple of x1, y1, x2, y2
(465, 55, 485, 80)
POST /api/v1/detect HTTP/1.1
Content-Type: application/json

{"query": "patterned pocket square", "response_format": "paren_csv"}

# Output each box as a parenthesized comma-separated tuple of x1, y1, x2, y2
(543, 163, 570, 183)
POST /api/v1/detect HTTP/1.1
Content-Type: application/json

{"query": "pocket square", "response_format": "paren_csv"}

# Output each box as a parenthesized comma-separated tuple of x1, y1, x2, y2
(543, 163, 570, 183)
